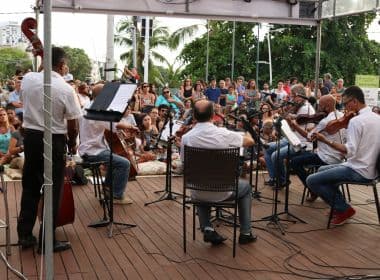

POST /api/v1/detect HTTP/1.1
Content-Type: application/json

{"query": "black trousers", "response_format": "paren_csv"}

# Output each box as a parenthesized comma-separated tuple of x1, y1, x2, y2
(17, 129, 66, 240)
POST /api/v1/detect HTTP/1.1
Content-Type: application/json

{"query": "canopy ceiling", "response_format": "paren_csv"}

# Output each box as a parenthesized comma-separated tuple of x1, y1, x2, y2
(52, 0, 319, 26)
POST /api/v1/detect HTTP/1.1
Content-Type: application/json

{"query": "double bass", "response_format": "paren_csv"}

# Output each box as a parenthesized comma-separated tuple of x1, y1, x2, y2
(22, 17, 75, 226)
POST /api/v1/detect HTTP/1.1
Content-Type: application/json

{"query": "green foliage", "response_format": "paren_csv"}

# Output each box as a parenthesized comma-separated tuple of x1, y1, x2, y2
(180, 21, 258, 82)
(61, 46, 92, 81)
(0, 47, 32, 80)
(180, 14, 380, 87)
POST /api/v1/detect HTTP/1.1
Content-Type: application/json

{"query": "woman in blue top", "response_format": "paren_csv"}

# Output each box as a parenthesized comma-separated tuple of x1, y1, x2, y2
(0, 108, 15, 164)
(155, 87, 184, 114)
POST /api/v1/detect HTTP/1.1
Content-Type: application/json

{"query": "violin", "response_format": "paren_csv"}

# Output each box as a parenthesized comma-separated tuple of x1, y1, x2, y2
(296, 112, 327, 125)
(324, 111, 356, 134)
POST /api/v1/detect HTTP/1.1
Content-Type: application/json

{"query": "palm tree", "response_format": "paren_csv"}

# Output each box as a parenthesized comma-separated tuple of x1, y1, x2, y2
(152, 56, 184, 88)
(115, 16, 170, 81)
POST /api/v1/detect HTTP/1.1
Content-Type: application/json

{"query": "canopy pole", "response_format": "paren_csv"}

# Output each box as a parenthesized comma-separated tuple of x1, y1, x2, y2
(106, 15, 115, 81)
(143, 16, 150, 82)
(43, 0, 54, 278)
(314, 1, 323, 98)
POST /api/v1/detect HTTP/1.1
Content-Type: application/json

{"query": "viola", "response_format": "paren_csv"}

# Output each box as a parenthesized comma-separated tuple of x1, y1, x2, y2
(21, 17, 43, 58)
(324, 111, 356, 134)
(296, 112, 327, 125)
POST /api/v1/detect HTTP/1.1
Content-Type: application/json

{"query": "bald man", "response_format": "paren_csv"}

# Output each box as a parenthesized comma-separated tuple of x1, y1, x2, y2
(289, 95, 345, 202)
(181, 99, 257, 245)
(78, 83, 133, 204)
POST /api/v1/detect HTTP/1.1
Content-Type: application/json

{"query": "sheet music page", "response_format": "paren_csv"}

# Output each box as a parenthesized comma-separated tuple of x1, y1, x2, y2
(281, 119, 302, 148)
(107, 84, 137, 112)
(160, 120, 183, 142)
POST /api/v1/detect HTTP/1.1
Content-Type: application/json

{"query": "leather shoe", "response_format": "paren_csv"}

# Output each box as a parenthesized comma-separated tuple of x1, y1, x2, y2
(18, 235, 37, 249)
(203, 230, 227, 245)
(264, 179, 275, 186)
(37, 240, 71, 254)
(239, 232, 258, 244)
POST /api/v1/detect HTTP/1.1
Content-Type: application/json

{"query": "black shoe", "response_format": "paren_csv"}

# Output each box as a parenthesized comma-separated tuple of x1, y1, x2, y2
(264, 179, 275, 186)
(203, 230, 227, 245)
(37, 240, 71, 254)
(239, 232, 258, 244)
(18, 235, 37, 249)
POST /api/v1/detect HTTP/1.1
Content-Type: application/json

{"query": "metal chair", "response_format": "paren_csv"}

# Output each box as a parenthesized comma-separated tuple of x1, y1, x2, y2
(183, 146, 240, 257)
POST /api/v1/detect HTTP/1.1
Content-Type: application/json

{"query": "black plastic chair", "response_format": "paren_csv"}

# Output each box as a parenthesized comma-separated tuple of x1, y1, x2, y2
(183, 146, 240, 257)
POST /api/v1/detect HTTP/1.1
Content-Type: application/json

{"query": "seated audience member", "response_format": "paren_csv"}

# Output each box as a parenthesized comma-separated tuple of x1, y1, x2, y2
(181, 99, 257, 245)
(372, 106, 380, 115)
(6, 104, 21, 130)
(0, 108, 15, 164)
(78, 84, 132, 205)
(155, 87, 184, 114)
(7, 127, 25, 169)
(306, 86, 380, 225)
(139, 113, 159, 152)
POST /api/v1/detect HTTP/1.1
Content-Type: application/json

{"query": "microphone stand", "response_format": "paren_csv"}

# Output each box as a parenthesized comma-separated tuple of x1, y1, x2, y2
(145, 107, 183, 206)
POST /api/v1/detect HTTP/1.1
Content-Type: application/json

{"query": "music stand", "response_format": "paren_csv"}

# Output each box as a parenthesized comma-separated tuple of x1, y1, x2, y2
(85, 82, 136, 237)
(145, 105, 183, 206)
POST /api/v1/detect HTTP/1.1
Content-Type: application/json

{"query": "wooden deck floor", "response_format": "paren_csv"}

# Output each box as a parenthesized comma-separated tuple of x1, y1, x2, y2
(0, 173, 380, 279)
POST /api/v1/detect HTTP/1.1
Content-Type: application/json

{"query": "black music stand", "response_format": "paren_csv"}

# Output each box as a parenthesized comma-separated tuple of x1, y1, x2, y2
(85, 82, 136, 237)
(145, 105, 183, 207)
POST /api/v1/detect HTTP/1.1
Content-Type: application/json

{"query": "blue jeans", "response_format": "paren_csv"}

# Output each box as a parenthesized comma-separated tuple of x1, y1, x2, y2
(290, 152, 326, 188)
(197, 180, 252, 234)
(264, 139, 288, 180)
(306, 164, 372, 212)
(83, 150, 130, 199)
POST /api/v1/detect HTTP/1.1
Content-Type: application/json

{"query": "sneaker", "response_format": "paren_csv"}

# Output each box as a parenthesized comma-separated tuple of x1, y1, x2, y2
(113, 197, 133, 205)
(203, 230, 227, 245)
(331, 206, 356, 226)
(239, 232, 258, 245)
(37, 240, 71, 254)
(306, 192, 318, 203)
(18, 235, 37, 249)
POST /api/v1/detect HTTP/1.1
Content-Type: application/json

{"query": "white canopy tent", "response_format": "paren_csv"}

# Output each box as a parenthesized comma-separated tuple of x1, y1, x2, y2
(37, 0, 379, 279)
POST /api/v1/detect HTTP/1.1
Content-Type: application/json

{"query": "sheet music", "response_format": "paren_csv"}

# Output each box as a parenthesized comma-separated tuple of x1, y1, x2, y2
(160, 120, 183, 142)
(106, 84, 137, 112)
(280, 119, 302, 151)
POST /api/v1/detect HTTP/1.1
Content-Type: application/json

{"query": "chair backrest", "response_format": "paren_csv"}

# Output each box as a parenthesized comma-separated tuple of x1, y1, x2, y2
(376, 152, 380, 179)
(183, 146, 240, 192)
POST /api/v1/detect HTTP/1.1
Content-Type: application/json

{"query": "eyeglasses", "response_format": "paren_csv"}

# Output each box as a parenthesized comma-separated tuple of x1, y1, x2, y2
(142, 85, 149, 88)
(163, 91, 170, 94)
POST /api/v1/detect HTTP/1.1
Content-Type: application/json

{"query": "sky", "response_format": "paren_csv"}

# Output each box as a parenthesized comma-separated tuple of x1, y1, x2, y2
(1, 0, 380, 68)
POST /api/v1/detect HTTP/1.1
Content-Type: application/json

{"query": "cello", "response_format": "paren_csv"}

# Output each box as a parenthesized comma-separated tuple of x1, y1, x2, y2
(22, 17, 75, 226)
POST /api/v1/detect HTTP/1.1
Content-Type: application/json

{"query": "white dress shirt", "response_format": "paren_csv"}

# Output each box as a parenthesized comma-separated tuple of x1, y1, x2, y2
(181, 122, 243, 202)
(342, 107, 380, 179)
(311, 110, 346, 164)
(21, 71, 81, 134)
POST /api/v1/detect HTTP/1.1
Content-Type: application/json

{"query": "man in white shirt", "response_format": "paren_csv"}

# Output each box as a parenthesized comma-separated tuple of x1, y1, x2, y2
(78, 84, 132, 205)
(289, 95, 345, 202)
(17, 47, 82, 253)
(181, 99, 257, 245)
(307, 86, 380, 225)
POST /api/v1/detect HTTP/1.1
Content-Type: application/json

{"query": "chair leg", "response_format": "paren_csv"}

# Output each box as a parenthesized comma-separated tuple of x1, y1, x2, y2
(92, 167, 98, 198)
(192, 206, 196, 241)
(341, 185, 346, 200)
(232, 205, 238, 258)
(346, 184, 351, 202)
(183, 202, 186, 253)
(301, 186, 307, 205)
(373, 184, 380, 224)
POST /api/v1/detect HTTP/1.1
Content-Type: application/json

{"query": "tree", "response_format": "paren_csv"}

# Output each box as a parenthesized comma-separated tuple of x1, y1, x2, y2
(0, 47, 32, 80)
(179, 21, 259, 82)
(115, 17, 170, 82)
(61, 46, 92, 81)
(151, 56, 184, 88)
(179, 14, 380, 87)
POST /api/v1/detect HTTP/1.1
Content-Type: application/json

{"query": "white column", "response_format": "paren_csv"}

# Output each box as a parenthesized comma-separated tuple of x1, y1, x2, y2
(143, 17, 150, 82)
(106, 15, 115, 81)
